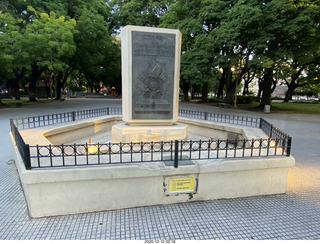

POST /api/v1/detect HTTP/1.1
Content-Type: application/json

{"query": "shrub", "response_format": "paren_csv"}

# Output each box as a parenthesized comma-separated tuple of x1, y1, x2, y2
(237, 95, 255, 104)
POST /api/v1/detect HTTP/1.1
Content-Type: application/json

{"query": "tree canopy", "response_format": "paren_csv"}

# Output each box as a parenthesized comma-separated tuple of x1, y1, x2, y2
(0, 0, 319, 106)
(0, 0, 120, 101)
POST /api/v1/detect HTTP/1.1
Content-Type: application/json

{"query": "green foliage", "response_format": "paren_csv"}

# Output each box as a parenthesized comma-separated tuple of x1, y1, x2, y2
(207, 97, 224, 103)
(109, 0, 173, 32)
(0, 0, 121, 100)
(1, 0, 319, 103)
(25, 8, 77, 71)
(0, 12, 25, 79)
(236, 95, 256, 104)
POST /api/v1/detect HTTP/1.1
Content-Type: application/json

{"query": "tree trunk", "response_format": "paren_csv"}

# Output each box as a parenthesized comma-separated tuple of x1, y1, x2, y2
(256, 80, 262, 102)
(55, 71, 63, 100)
(201, 81, 209, 103)
(181, 78, 190, 102)
(243, 70, 256, 96)
(283, 81, 299, 102)
(283, 67, 304, 102)
(28, 64, 42, 102)
(7, 68, 26, 100)
(259, 68, 273, 107)
(224, 68, 235, 105)
(8, 79, 21, 100)
(242, 81, 249, 96)
(217, 73, 225, 99)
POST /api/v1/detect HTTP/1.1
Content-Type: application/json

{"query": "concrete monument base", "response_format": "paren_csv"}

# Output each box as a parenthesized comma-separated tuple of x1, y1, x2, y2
(11, 134, 295, 218)
(112, 122, 188, 143)
(10, 115, 295, 218)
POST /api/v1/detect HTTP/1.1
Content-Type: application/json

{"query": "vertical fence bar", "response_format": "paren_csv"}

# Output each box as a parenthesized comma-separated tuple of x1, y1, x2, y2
(49, 144, 53, 167)
(242, 139, 246, 157)
(258, 138, 262, 157)
(74, 143, 77, 165)
(109, 142, 112, 164)
(36, 145, 40, 167)
(251, 139, 254, 157)
(24, 144, 31, 169)
(265, 138, 270, 156)
(225, 140, 228, 158)
(286, 137, 292, 156)
(180, 141, 183, 160)
(160, 141, 163, 161)
(119, 142, 122, 163)
(62, 144, 65, 166)
(97, 143, 100, 164)
(141, 142, 143, 162)
(130, 142, 133, 162)
(86, 143, 89, 165)
(174, 140, 179, 168)
(151, 142, 153, 162)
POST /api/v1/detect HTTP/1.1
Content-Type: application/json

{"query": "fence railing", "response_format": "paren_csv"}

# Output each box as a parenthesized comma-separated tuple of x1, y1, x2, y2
(12, 107, 122, 130)
(27, 137, 288, 169)
(178, 109, 260, 127)
(10, 119, 31, 169)
(10, 107, 292, 170)
(260, 118, 292, 156)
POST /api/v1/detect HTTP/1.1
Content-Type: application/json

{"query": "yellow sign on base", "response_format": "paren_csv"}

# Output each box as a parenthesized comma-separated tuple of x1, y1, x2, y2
(168, 178, 195, 193)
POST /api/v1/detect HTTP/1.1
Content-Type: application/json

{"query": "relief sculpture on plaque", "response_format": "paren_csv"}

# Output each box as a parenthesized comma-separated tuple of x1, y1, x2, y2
(139, 59, 166, 100)
(132, 31, 175, 120)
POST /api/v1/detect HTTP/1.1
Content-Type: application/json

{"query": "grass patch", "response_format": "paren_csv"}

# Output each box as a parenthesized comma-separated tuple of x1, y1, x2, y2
(1, 99, 29, 104)
(204, 100, 320, 114)
(236, 101, 320, 114)
(0, 98, 65, 108)
(270, 102, 320, 113)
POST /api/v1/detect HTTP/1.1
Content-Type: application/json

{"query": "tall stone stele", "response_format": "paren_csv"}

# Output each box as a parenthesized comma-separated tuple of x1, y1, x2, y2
(112, 25, 187, 143)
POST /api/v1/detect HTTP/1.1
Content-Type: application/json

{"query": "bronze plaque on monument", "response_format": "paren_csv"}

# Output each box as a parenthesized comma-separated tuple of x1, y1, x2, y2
(121, 26, 181, 124)
(131, 31, 175, 120)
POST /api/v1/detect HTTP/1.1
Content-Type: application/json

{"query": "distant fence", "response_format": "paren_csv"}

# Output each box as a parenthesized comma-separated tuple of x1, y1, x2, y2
(10, 107, 292, 170)
(178, 109, 261, 127)
(12, 107, 122, 130)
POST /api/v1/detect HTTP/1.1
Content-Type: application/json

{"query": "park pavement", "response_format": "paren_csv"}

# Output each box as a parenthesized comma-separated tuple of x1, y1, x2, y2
(0, 98, 319, 240)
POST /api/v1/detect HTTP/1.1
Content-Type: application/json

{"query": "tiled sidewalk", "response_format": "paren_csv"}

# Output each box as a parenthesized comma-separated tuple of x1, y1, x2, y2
(1, 100, 320, 240)
(0, 159, 319, 240)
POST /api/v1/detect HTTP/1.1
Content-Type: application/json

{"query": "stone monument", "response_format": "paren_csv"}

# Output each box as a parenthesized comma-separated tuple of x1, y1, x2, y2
(112, 25, 188, 143)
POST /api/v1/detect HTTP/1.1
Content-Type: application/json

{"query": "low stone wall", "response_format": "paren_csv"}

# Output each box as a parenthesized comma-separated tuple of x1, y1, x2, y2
(11, 133, 295, 218)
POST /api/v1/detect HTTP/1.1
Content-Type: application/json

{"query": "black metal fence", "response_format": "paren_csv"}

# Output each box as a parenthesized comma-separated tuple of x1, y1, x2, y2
(27, 137, 288, 169)
(260, 118, 292, 156)
(10, 119, 31, 169)
(178, 109, 261, 127)
(12, 107, 122, 130)
(10, 107, 292, 170)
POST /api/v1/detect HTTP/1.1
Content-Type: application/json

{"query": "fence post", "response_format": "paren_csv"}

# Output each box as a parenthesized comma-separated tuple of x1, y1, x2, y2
(270, 125, 273, 138)
(72, 111, 76, 121)
(107, 107, 110, 115)
(24, 144, 31, 169)
(204, 112, 208, 120)
(286, 136, 292, 156)
(259, 118, 263, 129)
(174, 140, 179, 168)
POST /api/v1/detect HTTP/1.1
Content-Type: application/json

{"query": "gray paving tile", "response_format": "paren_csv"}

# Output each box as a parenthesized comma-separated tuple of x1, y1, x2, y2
(1, 100, 320, 240)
